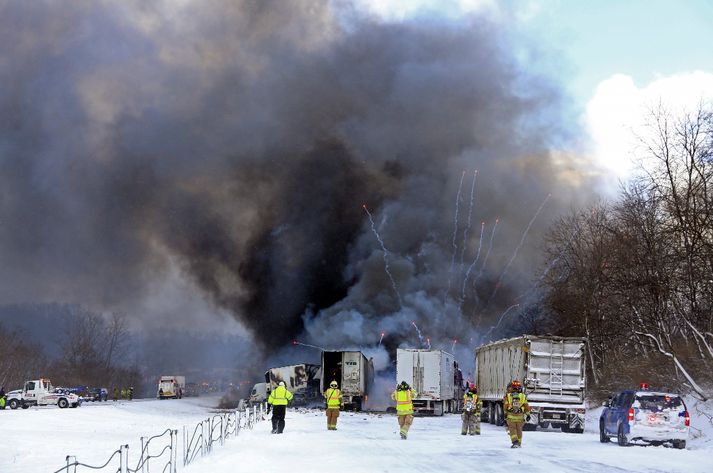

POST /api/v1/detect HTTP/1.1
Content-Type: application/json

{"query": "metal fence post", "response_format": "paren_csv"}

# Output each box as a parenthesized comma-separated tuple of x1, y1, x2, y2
(139, 436, 144, 473)
(120, 444, 128, 473)
(65, 455, 75, 473)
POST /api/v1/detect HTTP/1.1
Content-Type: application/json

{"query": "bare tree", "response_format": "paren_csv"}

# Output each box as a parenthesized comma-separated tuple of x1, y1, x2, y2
(541, 102, 713, 398)
(0, 324, 48, 389)
(55, 307, 136, 387)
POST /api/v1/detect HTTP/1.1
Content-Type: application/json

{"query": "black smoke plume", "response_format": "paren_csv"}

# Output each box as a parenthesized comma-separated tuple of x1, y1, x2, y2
(0, 1, 594, 361)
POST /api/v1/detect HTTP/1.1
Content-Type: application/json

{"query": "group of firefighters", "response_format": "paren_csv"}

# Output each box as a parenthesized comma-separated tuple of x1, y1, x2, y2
(267, 378, 531, 447)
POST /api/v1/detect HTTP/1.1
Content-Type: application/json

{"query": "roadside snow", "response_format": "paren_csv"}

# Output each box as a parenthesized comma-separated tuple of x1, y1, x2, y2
(2, 398, 712, 472)
(1, 397, 219, 473)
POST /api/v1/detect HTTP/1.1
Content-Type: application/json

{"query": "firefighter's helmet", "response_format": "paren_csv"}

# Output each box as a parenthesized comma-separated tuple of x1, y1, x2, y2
(511, 380, 522, 392)
(330, 380, 338, 388)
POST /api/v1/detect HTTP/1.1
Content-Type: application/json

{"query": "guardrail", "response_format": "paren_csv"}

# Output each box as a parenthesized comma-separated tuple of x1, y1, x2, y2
(52, 403, 267, 473)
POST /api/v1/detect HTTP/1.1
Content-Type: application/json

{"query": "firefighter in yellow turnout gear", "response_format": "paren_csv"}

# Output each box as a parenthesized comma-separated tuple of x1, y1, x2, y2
(392, 381, 417, 440)
(324, 380, 343, 430)
(268, 381, 294, 434)
(504, 379, 531, 448)
(461, 383, 483, 435)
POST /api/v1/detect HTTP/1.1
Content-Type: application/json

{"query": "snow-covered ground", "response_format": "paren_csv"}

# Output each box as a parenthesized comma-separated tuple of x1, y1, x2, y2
(2, 397, 712, 472)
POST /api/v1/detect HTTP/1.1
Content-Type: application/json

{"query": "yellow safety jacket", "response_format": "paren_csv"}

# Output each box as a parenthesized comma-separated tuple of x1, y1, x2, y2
(504, 392, 530, 422)
(391, 388, 417, 415)
(463, 392, 482, 413)
(268, 385, 293, 406)
(324, 388, 342, 409)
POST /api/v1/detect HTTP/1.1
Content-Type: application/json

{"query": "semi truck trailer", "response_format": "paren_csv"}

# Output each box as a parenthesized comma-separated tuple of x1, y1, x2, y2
(475, 335, 587, 433)
(320, 351, 374, 411)
(396, 348, 463, 416)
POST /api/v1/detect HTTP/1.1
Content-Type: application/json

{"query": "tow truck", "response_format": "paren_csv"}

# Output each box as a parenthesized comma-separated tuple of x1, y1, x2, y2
(10, 378, 82, 409)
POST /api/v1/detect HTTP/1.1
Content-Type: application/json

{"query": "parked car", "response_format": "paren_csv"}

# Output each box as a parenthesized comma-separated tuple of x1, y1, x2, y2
(599, 384, 690, 449)
(87, 387, 108, 402)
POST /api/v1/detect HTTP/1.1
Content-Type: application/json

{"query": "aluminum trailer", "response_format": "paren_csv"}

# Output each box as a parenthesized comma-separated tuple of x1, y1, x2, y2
(475, 335, 586, 433)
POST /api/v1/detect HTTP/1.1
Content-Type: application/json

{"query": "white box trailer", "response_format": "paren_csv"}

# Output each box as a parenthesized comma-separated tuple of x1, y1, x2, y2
(320, 351, 374, 411)
(475, 335, 586, 433)
(265, 364, 321, 405)
(396, 349, 461, 416)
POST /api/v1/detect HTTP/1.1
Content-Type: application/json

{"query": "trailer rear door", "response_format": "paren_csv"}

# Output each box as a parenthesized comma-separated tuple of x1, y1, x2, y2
(342, 352, 362, 395)
(526, 338, 585, 403)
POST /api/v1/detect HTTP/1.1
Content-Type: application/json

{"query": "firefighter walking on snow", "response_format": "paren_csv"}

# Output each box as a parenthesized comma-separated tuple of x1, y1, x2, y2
(461, 383, 482, 435)
(324, 380, 343, 430)
(504, 379, 531, 448)
(267, 381, 293, 434)
(392, 381, 417, 440)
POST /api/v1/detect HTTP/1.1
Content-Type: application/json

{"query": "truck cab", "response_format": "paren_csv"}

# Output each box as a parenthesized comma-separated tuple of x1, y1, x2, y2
(16, 378, 81, 409)
(157, 376, 185, 399)
(249, 382, 268, 406)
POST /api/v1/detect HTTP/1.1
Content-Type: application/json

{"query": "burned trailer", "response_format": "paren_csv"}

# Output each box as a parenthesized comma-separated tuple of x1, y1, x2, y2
(264, 363, 321, 406)
(320, 351, 374, 411)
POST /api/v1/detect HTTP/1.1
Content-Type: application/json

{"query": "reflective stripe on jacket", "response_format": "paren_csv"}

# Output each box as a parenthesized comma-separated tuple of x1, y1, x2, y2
(391, 388, 417, 415)
(325, 388, 342, 408)
(504, 392, 530, 421)
(268, 386, 293, 406)
(463, 392, 482, 412)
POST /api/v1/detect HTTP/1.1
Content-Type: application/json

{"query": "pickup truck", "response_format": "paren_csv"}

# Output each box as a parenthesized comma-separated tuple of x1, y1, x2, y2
(10, 379, 82, 409)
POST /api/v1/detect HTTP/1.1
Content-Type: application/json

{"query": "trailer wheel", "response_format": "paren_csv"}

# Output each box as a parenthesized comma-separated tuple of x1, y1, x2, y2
(58, 398, 69, 409)
(486, 403, 494, 424)
(495, 403, 505, 426)
(672, 440, 686, 449)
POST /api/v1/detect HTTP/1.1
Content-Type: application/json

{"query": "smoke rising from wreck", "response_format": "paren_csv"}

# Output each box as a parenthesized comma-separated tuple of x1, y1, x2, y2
(0, 1, 594, 366)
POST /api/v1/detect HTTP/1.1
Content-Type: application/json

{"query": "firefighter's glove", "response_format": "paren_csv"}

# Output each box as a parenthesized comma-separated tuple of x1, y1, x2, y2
(525, 414, 531, 422)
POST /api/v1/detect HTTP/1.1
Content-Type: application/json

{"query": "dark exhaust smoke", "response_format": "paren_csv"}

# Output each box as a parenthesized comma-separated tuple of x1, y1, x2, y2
(0, 1, 594, 361)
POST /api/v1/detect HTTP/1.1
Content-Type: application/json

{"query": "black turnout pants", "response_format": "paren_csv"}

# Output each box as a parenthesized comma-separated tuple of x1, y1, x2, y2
(271, 405, 286, 433)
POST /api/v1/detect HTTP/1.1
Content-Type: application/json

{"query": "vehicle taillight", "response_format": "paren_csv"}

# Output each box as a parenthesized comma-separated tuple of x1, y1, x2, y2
(628, 408, 635, 422)
(684, 411, 690, 427)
